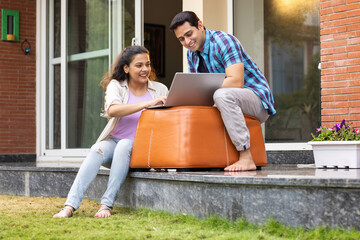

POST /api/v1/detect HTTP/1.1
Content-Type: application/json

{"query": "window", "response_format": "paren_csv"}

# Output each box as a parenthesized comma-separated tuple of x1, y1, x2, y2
(234, 0, 320, 144)
(43, 0, 138, 158)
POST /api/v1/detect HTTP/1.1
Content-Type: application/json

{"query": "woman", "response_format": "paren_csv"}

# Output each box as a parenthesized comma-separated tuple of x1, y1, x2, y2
(53, 46, 168, 218)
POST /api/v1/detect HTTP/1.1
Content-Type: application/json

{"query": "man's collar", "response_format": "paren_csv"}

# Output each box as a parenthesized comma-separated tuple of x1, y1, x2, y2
(201, 29, 210, 55)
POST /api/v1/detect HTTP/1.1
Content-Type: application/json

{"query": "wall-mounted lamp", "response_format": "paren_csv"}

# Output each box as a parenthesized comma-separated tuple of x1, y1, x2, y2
(21, 39, 31, 55)
(1, 9, 19, 42)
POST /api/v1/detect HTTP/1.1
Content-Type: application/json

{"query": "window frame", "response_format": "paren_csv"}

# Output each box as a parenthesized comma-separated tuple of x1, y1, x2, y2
(37, 0, 144, 166)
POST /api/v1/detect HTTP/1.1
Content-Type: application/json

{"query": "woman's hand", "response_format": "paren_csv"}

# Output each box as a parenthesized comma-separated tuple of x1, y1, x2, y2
(146, 96, 167, 107)
(108, 96, 167, 118)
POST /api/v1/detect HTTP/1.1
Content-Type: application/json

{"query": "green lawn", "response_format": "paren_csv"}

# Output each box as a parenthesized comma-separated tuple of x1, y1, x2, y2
(0, 195, 359, 239)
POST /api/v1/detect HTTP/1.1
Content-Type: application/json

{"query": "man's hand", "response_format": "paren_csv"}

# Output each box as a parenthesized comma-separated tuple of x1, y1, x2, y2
(222, 62, 244, 88)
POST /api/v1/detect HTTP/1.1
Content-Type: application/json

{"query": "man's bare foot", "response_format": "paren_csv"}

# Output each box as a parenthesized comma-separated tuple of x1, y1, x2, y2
(94, 205, 112, 218)
(224, 149, 257, 171)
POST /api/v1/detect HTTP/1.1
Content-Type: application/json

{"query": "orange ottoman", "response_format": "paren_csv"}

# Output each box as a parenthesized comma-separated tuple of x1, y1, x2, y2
(130, 106, 267, 169)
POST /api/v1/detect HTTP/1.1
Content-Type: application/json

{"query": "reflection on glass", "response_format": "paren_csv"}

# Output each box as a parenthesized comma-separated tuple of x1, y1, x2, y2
(47, 64, 61, 149)
(67, 58, 108, 148)
(53, 0, 61, 58)
(264, 0, 320, 142)
(68, 0, 109, 55)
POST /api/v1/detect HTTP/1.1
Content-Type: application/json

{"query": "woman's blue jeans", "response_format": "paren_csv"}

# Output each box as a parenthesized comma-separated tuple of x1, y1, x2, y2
(65, 137, 133, 210)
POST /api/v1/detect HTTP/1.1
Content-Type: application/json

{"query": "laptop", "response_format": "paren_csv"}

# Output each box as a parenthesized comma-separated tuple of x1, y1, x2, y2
(147, 72, 226, 108)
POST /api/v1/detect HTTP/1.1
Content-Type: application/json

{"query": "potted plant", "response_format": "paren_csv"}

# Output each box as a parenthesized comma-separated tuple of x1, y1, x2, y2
(308, 120, 360, 168)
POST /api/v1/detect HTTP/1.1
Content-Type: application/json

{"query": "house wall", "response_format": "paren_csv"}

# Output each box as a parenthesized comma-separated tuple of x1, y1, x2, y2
(203, 0, 228, 32)
(320, 0, 360, 128)
(0, 0, 37, 155)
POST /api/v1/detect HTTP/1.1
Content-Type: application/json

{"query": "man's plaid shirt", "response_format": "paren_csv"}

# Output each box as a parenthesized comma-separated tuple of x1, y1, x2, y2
(187, 29, 276, 115)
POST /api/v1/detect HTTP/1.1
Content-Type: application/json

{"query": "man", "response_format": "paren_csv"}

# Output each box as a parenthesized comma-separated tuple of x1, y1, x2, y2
(169, 11, 276, 171)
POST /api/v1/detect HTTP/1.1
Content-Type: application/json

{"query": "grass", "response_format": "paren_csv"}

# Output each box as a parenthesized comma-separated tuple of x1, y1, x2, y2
(0, 195, 359, 240)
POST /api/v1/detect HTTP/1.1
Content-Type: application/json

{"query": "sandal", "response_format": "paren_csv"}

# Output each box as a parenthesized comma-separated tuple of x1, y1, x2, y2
(94, 205, 112, 218)
(53, 205, 74, 218)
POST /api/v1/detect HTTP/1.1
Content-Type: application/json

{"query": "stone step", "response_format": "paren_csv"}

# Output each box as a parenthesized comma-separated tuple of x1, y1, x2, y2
(0, 151, 315, 165)
(0, 163, 359, 230)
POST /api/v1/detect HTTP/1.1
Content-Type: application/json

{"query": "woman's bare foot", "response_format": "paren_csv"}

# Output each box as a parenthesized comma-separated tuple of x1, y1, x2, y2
(94, 205, 112, 218)
(53, 205, 74, 218)
(224, 149, 257, 171)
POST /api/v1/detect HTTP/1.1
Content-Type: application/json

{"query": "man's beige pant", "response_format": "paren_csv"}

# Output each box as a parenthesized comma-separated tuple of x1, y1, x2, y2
(213, 88, 269, 151)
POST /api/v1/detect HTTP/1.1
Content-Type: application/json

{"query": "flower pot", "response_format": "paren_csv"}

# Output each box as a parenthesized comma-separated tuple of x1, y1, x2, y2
(308, 141, 360, 168)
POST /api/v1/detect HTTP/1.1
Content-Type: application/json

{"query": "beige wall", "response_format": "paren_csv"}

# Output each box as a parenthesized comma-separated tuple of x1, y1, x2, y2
(144, 0, 183, 87)
(203, 0, 228, 32)
(182, 0, 204, 19)
(182, 0, 228, 31)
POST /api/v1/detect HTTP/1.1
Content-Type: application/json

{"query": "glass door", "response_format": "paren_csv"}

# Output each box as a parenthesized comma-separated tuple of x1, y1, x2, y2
(43, 0, 142, 160)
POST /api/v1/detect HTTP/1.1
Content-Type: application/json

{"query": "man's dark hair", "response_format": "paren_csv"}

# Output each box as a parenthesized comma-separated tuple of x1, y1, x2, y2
(169, 11, 201, 31)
